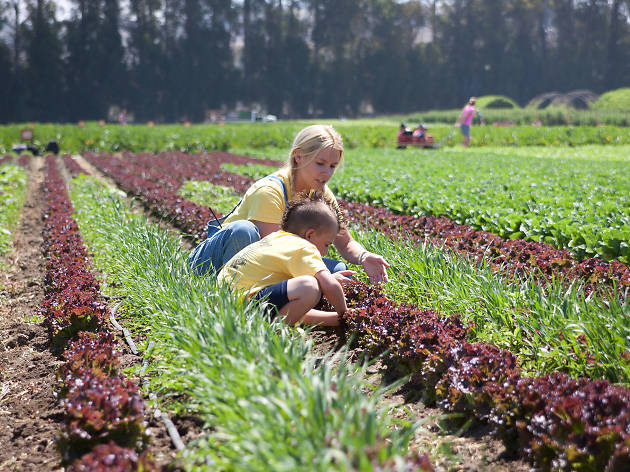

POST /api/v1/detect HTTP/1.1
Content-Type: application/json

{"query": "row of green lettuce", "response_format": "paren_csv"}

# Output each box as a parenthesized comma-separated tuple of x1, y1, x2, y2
(179, 180, 630, 386)
(1, 121, 629, 155)
(323, 147, 630, 264)
(220, 147, 630, 264)
(0, 161, 27, 257)
(402, 106, 630, 127)
(68, 175, 427, 471)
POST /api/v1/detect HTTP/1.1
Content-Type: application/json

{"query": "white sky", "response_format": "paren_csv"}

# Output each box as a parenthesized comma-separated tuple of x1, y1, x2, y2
(54, 0, 73, 20)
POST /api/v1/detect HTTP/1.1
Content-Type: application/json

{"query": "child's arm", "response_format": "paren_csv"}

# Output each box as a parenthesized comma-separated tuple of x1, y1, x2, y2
(314, 269, 347, 315)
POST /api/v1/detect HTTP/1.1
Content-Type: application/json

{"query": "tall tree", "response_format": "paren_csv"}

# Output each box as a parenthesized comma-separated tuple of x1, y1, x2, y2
(550, 0, 579, 90)
(0, 1, 16, 122)
(283, 0, 313, 117)
(128, 0, 166, 121)
(358, 0, 423, 113)
(65, 0, 106, 119)
(573, 0, 609, 91)
(241, 0, 270, 108)
(309, 0, 363, 116)
(22, 0, 64, 121)
(205, 0, 236, 111)
(601, 0, 630, 91)
(439, 0, 478, 107)
(503, 0, 546, 103)
(98, 0, 127, 119)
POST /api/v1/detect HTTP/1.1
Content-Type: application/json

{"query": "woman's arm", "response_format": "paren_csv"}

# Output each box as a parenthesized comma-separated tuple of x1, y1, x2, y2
(334, 228, 390, 284)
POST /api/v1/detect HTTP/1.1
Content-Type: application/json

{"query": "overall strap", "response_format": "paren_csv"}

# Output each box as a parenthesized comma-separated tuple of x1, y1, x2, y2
(209, 174, 288, 230)
(266, 175, 289, 204)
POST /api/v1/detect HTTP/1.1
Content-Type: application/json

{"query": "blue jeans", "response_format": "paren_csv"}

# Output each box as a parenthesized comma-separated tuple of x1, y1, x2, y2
(187, 220, 348, 276)
(188, 220, 260, 275)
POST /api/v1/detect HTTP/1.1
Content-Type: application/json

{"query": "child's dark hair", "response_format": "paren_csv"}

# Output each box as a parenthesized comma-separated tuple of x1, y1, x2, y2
(281, 192, 346, 235)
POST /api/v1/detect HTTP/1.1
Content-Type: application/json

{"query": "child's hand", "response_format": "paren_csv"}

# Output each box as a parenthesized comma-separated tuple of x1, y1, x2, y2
(332, 270, 356, 285)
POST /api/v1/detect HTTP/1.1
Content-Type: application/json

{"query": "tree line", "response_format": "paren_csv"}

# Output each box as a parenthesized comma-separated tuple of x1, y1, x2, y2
(1, 0, 629, 123)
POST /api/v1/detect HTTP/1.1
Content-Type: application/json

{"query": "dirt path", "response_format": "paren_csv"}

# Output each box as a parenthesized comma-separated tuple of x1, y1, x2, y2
(0, 156, 62, 471)
(0, 156, 186, 470)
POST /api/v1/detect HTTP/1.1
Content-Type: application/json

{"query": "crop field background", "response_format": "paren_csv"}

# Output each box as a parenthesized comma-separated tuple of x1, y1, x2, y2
(1, 120, 630, 471)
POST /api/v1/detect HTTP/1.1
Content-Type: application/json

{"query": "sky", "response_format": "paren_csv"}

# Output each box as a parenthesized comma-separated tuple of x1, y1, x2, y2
(55, 0, 72, 20)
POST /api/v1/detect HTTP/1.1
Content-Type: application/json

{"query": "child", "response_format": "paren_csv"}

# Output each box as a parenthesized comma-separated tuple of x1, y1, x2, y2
(412, 123, 426, 140)
(217, 193, 354, 327)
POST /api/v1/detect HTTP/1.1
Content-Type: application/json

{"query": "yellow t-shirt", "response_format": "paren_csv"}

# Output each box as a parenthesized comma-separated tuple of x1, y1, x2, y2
(222, 167, 339, 226)
(217, 230, 328, 296)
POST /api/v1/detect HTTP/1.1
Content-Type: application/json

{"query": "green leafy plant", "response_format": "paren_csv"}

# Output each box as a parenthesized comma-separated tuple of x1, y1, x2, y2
(178, 180, 240, 213)
(0, 162, 27, 256)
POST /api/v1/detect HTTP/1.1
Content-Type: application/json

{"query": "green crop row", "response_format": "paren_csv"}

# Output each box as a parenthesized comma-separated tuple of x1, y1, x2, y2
(325, 146, 630, 264)
(0, 121, 629, 156)
(68, 175, 423, 471)
(403, 107, 630, 127)
(0, 161, 27, 256)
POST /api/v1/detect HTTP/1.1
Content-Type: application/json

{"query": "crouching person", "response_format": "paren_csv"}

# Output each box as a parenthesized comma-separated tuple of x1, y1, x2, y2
(217, 193, 354, 326)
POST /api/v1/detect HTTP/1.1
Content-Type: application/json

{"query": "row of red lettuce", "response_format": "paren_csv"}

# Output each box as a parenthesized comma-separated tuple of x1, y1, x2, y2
(42, 155, 157, 470)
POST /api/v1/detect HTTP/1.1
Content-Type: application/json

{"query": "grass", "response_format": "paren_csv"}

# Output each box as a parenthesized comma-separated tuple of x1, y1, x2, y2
(0, 162, 27, 256)
(178, 180, 240, 212)
(2, 121, 629, 157)
(24, 314, 45, 323)
(593, 88, 630, 111)
(221, 162, 280, 180)
(69, 174, 423, 471)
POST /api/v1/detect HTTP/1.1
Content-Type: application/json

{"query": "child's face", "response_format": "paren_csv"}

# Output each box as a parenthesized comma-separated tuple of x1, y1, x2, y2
(305, 225, 338, 256)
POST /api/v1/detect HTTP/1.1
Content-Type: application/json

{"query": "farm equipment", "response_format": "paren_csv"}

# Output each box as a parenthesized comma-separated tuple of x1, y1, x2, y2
(396, 123, 438, 149)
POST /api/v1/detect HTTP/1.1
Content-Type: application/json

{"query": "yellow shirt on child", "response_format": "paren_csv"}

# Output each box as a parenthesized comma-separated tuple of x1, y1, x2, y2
(223, 167, 339, 226)
(217, 230, 328, 297)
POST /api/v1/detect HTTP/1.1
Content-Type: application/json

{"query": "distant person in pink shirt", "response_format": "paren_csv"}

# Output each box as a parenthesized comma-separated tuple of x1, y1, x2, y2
(455, 97, 483, 147)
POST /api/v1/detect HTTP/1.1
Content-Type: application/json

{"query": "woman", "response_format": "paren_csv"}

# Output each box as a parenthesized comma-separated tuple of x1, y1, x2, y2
(188, 124, 389, 284)
(455, 97, 482, 147)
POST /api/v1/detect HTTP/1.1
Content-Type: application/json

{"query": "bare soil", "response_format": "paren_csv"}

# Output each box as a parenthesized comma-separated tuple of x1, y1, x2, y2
(0, 155, 536, 471)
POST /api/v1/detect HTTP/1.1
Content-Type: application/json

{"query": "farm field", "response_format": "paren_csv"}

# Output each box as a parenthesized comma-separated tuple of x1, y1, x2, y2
(1, 123, 630, 471)
(2, 121, 630, 155)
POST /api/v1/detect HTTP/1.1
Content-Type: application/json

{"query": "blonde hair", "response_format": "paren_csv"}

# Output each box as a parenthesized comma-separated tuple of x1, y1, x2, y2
(287, 125, 344, 173)
(469, 97, 476, 105)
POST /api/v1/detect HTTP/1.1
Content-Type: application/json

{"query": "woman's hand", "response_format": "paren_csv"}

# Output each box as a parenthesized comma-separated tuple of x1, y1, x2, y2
(362, 253, 390, 284)
(332, 270, 356, 286)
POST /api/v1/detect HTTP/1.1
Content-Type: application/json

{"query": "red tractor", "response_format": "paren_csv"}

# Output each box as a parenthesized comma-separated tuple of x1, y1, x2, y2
(396, 123, 437, 149)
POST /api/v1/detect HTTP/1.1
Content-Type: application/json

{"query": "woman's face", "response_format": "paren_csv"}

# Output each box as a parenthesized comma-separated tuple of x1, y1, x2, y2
(294, 147, 341, 192)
